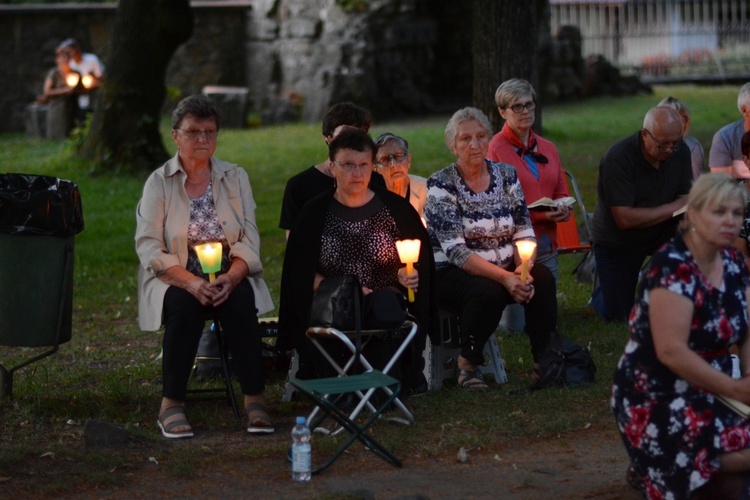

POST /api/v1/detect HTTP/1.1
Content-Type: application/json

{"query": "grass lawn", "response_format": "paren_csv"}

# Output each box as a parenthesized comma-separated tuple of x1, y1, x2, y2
(0, 84, 742, 493)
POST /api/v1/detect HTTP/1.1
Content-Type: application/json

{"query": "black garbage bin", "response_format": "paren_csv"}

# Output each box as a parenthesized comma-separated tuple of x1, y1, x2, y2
(0, 174, 84, 347)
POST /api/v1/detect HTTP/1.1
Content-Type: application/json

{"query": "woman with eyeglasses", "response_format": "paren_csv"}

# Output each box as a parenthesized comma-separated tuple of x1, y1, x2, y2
(374, 133, 428, 217)
(424, 107, 559, 391)
(279, 128, 436, 395)
(487, 79, 571, 282)
(136, 95, 275, 438)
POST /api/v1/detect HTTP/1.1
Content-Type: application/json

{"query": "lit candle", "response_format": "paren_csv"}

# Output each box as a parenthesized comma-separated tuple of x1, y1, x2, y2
(516, 240, 537, 284)
(81, 74, 94, 89)
(194, 242, 223, 283)
(395, 239, 421, 302)
(65, 73, 80, 88)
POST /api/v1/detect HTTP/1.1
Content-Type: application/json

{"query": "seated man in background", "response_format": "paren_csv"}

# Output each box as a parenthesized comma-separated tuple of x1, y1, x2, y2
(590, 106, 692, 322)
(709, 82, 750, 178)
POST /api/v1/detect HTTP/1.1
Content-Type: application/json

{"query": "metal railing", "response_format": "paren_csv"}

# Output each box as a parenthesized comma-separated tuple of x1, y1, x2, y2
(551, 0, 750, 79)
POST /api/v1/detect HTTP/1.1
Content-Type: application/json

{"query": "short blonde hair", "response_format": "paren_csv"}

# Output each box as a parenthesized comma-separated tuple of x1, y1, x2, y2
(684, 173, 747, 230)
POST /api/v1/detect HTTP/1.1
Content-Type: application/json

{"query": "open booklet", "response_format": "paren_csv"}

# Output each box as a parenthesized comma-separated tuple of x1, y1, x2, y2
(716, 394, 750, 418)
(527, 196, 576, 211)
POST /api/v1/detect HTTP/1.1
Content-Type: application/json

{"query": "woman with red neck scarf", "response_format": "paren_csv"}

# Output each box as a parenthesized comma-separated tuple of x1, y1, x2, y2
(487, 79, 571, 282)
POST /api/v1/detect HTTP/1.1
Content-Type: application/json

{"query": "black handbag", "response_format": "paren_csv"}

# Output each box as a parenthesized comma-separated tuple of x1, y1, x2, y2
(308, 276, 407, 364)
(309, 277, 406, 332)
(533, 331, 596, 390)
(309, 275, 362, 331)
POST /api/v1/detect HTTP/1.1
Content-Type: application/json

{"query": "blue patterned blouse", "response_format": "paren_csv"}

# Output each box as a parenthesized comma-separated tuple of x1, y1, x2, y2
(424, 160, 535, 270)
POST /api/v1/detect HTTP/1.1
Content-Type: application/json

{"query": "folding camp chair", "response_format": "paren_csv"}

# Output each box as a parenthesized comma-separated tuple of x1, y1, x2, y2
(290, 370, 404, 474)
(303, 320, 419, 427)
(186, 315, 240, 418)
(557, 169, 597, 288)
(557, 169, 592, 255)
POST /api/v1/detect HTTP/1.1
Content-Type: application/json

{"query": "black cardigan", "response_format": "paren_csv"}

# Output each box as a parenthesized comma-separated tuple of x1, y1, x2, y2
(278, 187, 438, 362)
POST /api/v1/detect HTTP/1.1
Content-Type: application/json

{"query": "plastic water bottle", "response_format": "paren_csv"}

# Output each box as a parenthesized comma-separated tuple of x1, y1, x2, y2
(291, 416, 311, 481)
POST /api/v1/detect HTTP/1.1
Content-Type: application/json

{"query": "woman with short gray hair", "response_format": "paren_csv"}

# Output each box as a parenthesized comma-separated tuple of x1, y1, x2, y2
(424, 107, 559, 391)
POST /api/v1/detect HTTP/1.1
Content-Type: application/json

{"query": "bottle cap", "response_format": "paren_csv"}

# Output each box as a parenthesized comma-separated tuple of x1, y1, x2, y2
(296, 416, 305, 424)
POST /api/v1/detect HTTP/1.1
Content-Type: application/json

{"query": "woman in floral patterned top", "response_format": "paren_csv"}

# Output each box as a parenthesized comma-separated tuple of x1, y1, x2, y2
(136, 95, 274, 438)
(424, 107, 558, 392)
(612, 173, 750, 498)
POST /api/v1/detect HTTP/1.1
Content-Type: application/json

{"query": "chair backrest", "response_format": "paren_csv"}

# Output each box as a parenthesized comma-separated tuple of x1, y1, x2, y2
(557, 169, 592, 254)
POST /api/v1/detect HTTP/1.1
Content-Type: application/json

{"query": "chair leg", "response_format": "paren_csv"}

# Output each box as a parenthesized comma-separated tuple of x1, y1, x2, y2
(212, 316, 240, 419)
(481, 335, 508, 384)
(310, 385, 403, 474)
(282, 349, 299, 402)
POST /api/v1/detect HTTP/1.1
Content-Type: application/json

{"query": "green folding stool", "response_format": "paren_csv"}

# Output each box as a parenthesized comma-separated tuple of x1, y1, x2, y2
(290, 369, 403, 474)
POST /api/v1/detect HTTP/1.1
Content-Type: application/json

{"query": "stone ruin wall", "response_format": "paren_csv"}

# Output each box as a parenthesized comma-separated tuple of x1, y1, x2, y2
(2, 1, 628, 133)
(1, 1, 472, 133)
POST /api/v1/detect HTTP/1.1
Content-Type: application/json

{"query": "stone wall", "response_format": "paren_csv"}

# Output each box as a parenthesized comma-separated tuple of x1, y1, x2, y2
(246, 0, 471, 123)
(0, 1, 471, 133)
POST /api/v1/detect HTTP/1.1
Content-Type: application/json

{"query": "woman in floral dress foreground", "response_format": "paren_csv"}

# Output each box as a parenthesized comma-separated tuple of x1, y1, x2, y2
(612, 173, 750, 498)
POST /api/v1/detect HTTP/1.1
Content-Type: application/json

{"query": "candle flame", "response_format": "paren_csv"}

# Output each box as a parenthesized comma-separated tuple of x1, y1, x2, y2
(65, 73, 80, 87)
(395, 239, 421, 264)
(81, 74, 94, 88)
(516, 240, 536, 260)
(195, 242, 223, 274)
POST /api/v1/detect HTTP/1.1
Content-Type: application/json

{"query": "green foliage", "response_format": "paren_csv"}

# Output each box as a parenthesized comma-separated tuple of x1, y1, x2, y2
(0, 84, 740, 492)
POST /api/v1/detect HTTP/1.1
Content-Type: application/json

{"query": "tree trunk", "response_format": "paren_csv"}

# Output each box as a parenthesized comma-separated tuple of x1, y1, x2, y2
(79, 0, 193, 173)
(472, 0, 550, 134)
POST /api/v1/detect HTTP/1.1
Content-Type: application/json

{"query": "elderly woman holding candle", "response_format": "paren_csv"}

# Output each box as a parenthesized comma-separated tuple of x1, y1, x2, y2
(136, 94, 274, 438)
(279, 128, 437, 396)
(424, 107, 559, 391)
(374, 133, 428, 217)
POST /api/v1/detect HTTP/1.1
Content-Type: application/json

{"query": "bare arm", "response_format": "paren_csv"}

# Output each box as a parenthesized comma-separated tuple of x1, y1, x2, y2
(739, 288, 750, 378)
(610, 195, 687, 230)
(650, 287, 750, 403)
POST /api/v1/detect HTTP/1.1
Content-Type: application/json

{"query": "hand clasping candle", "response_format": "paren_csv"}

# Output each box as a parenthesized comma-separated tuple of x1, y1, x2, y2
(395, 239, 421, 302)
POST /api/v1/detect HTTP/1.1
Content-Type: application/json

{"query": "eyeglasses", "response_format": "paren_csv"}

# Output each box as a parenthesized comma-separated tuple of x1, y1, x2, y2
(376, 152, 408, 168)
(177, 129, 219, 141)
(331, 160, 373, 173)
(502, 101, 536, 114)
(642, 128, 680, 153)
